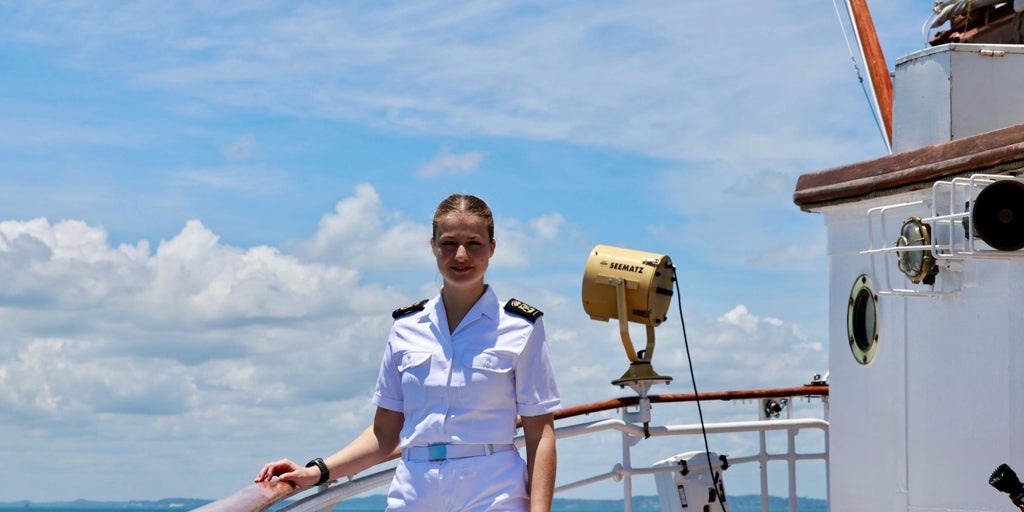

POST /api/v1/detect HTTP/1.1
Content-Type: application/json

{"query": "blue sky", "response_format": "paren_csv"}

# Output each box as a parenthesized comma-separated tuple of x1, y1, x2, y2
(1, 1, 932, 503)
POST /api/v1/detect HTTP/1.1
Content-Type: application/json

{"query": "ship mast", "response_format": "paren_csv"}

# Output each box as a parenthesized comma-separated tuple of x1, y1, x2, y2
(846, 0, 893, 152)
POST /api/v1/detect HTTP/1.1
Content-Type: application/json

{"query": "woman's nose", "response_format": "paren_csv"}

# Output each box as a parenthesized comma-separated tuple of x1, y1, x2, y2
(455, 245, 469, 259)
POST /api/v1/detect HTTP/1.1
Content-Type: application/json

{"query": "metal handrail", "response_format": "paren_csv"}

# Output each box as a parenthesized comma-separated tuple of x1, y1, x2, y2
(196, 386, 830, 512)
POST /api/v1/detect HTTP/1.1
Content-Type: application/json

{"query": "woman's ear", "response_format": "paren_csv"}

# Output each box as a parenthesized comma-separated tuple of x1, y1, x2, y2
(490, 238, 496, 255)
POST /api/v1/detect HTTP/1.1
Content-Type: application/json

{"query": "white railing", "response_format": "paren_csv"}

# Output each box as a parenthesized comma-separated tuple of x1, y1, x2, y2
(860, 173, 1024, 297)
(273, 389, 830, 512)
(929, 174, 1024, 259)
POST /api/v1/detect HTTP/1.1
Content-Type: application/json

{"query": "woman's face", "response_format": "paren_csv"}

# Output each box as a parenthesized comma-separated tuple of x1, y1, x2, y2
(431, 213, 495, 290)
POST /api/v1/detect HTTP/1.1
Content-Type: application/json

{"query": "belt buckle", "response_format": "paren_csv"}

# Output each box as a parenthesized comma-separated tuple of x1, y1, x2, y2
(427, 444, 447, 461)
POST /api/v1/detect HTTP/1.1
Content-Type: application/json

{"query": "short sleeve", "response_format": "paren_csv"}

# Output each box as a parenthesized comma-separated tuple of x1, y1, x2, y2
(371, 336, 404, 412)
(514, 317, 561, 417)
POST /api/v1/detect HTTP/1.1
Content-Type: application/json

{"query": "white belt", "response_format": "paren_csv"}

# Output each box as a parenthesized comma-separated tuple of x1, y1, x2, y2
(402, 443, 515, 462)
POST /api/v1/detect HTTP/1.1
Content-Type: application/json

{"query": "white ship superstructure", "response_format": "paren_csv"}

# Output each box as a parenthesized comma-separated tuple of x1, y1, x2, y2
(795, 42, 1024, 512)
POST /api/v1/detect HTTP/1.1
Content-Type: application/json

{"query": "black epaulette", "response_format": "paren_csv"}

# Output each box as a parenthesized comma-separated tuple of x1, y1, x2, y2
(504, 298, 543, 323)
(392, 299, 428, 319)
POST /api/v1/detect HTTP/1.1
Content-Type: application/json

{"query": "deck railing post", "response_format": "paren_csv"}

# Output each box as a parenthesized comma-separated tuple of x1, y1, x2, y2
(759, 427, 770, 512)
(621, 418, 634, 512)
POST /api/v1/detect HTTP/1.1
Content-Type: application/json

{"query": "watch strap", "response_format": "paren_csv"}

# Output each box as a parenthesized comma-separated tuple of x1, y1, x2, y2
(305, 457, 330, 486)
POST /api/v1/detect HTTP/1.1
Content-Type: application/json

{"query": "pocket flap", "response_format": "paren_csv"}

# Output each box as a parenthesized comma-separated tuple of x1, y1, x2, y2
(469, 350, 515, 373)
(398, 351, 432, 371)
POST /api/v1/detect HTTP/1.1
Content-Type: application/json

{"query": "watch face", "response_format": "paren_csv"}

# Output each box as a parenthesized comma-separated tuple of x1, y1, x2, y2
(895, 217, 934, 283)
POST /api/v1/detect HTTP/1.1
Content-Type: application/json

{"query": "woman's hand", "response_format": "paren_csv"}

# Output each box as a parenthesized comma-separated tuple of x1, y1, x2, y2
(254, 459, 319, 488)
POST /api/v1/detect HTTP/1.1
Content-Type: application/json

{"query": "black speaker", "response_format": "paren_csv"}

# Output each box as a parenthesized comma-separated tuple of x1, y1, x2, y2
(973, 180, 1024, 251)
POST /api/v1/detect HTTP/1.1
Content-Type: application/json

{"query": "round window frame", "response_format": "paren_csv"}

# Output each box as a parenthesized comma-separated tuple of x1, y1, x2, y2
(847, 274, 880, 365)
(895, 217, 935, 284)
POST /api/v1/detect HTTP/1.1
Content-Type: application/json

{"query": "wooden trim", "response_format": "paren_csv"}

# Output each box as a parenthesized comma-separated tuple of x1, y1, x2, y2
(794, 124, 1024, 209)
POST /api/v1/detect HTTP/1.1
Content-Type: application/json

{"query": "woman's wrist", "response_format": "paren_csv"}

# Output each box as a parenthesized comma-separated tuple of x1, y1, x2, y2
(305, 457, 330, 485)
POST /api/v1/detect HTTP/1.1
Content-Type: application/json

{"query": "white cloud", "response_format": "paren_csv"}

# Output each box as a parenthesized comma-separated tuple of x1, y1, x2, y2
(173, 167, 287, 195)
(530, 213, 566, 240)
(488, 213, 569, 270)
(221, 135, 259, 161)
(719, 304, 764, 334)
(0, 187, 581, 422)
(0, 2, 895, 167)
(300, 184, 567, 273)
(0, 187, 831, 502)
(300, 183, 434, 270)
(0, 337, 199, 418)
(0, 212, 407, 423)
(682, 304, 826, 387)
(544, 300, 826, 405)
(417, 145, 485, 177)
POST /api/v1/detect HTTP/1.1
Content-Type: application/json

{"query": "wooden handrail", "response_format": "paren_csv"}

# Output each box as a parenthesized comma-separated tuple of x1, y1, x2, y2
(550, 385, 829, 421)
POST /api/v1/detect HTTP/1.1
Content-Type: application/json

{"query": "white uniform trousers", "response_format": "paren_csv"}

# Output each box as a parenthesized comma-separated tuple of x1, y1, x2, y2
(386, 449, 528, 512)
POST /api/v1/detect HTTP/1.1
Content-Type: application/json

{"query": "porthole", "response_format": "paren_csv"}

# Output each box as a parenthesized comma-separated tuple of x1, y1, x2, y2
(847, 274, 879, 365)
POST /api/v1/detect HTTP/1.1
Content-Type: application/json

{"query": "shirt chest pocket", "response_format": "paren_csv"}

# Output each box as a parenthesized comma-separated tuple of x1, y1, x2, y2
(471, 350, 516, 372)
(396, 350, 433, 387)
(467, 350, 516, 383)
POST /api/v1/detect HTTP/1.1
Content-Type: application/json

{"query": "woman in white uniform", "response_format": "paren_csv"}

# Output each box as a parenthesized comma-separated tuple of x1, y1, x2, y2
(256, 194, 560, 512)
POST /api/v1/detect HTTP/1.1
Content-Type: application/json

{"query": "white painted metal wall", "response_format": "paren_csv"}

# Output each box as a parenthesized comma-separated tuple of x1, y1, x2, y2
(892, 44, 1024, 153)
(819, 187, 1024, 511)
(824, 196, 909, 512)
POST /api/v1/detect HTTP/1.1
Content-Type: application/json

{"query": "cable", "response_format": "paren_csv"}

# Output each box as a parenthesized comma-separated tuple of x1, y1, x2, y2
(831, 0, 892, 154)
(671, 265, 726, 512)
(922, 10, 938, 47)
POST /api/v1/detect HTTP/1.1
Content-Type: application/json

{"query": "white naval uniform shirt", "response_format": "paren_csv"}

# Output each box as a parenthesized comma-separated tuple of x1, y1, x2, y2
(372, 286, 560, 448)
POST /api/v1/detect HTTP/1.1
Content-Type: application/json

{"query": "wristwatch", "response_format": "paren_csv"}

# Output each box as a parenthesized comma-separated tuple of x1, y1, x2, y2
(305, 457, 330, 486)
